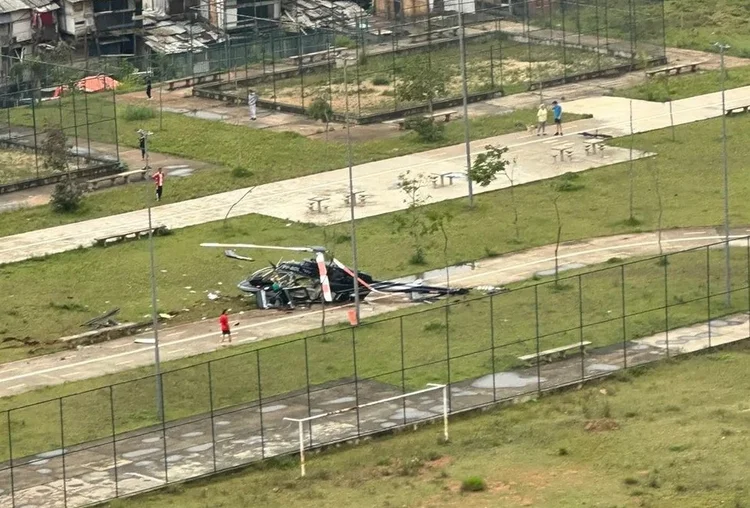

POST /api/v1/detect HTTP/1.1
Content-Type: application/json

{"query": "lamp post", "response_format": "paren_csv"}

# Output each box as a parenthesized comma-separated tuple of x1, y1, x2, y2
(343, 58, 361, 324)
(138, 128, 164, 421)
(457, 1, 473, 208)
(714, 42, 731, 306)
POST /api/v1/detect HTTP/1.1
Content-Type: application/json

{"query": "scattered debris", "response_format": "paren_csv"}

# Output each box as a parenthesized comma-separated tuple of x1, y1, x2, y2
(208, 292, 220, 301)
(584, 418, 619, 432)
(159, 313, 174, 320)
(281, 0, 368, 32)
(476, 285, 509, 294)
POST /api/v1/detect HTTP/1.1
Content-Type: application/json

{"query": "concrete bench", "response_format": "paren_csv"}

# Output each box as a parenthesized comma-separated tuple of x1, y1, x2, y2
(645, 61, 704, 78)
(385, 110, 458, 130)
(408, 27, 460, 43)
(288, 46, 347, 65)
(95, 225, 169, 247)
(725, 104, 750, 116)
(518, 341, 592, 364)
(87, 169, 148, 190)
(58, 322, 140, 348)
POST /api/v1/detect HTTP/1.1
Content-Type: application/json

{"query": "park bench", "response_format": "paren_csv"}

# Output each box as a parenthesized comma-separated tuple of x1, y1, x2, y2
(87, 169, 148, 190)
(725, 104, 750, 116)
(385, 110, 458, 130)
(583, 138, 605, 156)
(288, 46, 347, 65)
(408, 27, 460, 43)
(550, 142, 574, 163)
(429, 171, 464, 187)
(94, 225, 169, 247)
(645, 61, 704, 78)
(518, 341, 592, 364)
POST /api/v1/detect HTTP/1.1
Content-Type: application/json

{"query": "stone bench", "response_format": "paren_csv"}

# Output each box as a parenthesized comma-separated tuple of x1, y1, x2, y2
(87, 169, 148, 190)
(518, 341, 592, 364)
(385, 110, 458, 130)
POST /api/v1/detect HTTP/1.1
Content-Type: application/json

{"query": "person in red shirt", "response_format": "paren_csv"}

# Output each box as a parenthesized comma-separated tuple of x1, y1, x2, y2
(219, 309, 231, 343)
(151, 168, 164, 201)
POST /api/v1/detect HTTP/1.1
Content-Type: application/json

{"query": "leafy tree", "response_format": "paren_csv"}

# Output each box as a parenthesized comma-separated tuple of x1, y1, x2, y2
(469, 144, 509, 187)
(396, 57, 448, 114)
(393, 171, 433, 265)
(42, 125, 83, 213)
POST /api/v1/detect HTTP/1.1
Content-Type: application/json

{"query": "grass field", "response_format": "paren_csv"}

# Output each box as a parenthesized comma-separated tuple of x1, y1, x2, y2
(616, 65, 750, 102)
(0, 104, 587, 238)
(103, 347, 750, 508)
(254, 37, 624, 114)
(0, 148, 45, 184)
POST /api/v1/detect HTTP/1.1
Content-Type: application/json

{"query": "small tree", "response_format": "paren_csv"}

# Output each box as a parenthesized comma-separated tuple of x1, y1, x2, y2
(505, 157, 520, 243)
(426, 210, 453, 289)
(396, 56, 448, 114)
(469, 144, 509, 187)
(43, 126, 83, 213)
(393, 171, 432, 265)
(651, 158, 665, 260)
(552, 194, 563, 286)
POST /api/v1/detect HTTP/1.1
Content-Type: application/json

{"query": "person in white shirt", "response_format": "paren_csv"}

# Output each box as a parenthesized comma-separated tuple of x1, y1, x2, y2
(248, 90, 257, 121)
(536, 103, 548, 136)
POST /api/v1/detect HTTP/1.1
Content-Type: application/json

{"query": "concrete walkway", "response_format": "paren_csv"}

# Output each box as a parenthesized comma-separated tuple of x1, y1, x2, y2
(2, 226, 749, 398)
(2, 86, 750, 264)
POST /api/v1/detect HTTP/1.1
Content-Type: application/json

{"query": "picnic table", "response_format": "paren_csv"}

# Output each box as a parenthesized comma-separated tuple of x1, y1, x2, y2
(430, 172, 464, 187)
(550, 142, 574, 163)
(584, 139, 605, 155)
(308, 197, 330, 213)
(344, 190, 368, 206)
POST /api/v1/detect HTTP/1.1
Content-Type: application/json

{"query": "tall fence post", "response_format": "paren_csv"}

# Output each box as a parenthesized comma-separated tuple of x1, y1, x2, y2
(595, 0, 601, 71)
(621, 264, 627, 368)
(7, 411, 15, 507)
(83, 83, 91, 157)
(578, 275, 585, 381)
(399, 316, 407, 424)
(270, 33, 277, 105)
(251, 351, 264, 461)
(71, 89, 80, 170)
(160, 374, 168, 485)
(303, 337, 313, 447)
(747, 237, 750, 338)
(663, 253, 670, 357)
(351, 327, 361, 436)
(207, 361, 218, 473)
(109, 386, 119, 498)
(490, 45, 495, 91)
(445, 304, 452, 411)
(30, 94, 39, 177)
(706, 245, 712, 348)
(59, 398, 68, 508)
(534, 285, 541, 394)
(489, 294, 496, 401)
(112, 89, 120, 161)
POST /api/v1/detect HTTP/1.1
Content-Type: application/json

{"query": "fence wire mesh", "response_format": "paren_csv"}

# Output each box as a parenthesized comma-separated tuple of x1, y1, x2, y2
(0, 236, 747, 507)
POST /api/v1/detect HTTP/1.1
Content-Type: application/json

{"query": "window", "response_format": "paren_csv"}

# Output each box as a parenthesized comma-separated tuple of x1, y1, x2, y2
(73, 2, 83, 11)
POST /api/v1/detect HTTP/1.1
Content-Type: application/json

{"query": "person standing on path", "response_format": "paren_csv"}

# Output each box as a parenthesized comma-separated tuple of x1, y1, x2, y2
(248, 89, 257, 121)
(152, 167, 164, 201)
(219, 309, 232, 344)
(536, 103, 548, 136)
(139, 131, 146, 160)
(552, 100, 563, 136)
(146, 76, 152, 100)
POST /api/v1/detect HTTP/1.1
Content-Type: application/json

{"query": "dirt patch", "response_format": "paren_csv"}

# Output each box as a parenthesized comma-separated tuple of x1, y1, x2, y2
(584, 418, 620, 432)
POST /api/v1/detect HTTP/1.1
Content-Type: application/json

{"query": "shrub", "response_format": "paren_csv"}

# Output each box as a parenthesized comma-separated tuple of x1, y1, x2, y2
(307, 97, 333, 122)
(404, 116, 444, 142)
(335, 35, 357, 49)
(231, 166, 253, 178)
(461, 476, 486, 492)
(50, 178, 83, 213)
(122, 105, 155, 122)
(372, 76, 390, 86)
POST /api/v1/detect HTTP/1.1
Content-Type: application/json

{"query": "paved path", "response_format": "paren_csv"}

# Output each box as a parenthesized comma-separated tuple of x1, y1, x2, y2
(2, 226, 750, 398)
(3, 85, 750, 264)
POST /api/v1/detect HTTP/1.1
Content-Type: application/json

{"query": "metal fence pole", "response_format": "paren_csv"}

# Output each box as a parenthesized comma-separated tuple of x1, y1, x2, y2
(578, 275, 585, 380)
(707, 245, 712, 348)
(747, 237, 750, 337)
(160, 375, 168, 485)
(664, 255, 670, 357)
(445, 304, 452, 411)
(303, 337, 313, 447)
(391, 33, 398, 111)
(489, 294, 496, 401)
(399, 317, 407, 424)
(71, 90, 80, 170)
(595, 0, 601, 71)
(621, 264, 627, 368)
(83, 83, 91, 157)
(207, 361, 218, 472)
(561, 0, 568, 82)
(604, 0, 609, 49)
(255, 350, 265, 459)
(112, 89, 120, 160)
(271, 33, 277, 105)
(30, 94, 39, 177)
(298, 30, 304, 111)
(59, 398, 68, 508)
(109, 386, 119, 498)
(351, 327, 361, 436)
(7, 411, 15, 508)
(490, 46, 495, 90)
(534, 286, 541, 394)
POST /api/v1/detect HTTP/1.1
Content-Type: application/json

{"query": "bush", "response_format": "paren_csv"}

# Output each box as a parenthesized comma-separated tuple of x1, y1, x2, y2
(372, 76, 390, 86)
(122, 105, 155, 122)
(307, 97, 333, 122)
(461, 476, 487, 492)
(334, 35, 357, 49)
(50, 178, 83, 213)
(404, 116, 445, 142)
(231, 166, 253, 178)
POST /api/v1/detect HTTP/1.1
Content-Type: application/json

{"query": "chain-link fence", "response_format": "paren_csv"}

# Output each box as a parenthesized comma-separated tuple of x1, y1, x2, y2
(0, 235, 747, 507)
(0, 85, 119, 189)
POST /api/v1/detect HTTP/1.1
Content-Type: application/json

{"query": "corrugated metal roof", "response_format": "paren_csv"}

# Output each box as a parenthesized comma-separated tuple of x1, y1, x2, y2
(143, 18, 225, 55)
(0, 0, 56, 13)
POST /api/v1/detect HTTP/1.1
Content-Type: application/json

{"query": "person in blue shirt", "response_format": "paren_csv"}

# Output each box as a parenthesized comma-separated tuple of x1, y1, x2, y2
(552, 100, 563, 136)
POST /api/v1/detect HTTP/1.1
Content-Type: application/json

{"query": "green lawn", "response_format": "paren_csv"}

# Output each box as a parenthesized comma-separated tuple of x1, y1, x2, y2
(0, 103, 587, 238)
(616, 65, 750, 102)
(102, 347, 750, 508)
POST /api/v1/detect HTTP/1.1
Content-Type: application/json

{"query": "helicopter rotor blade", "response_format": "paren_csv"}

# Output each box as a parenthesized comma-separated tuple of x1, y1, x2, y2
(315, 251, 333, 302)
(224, 249, 254, 261)
(201, 243, 317, 253)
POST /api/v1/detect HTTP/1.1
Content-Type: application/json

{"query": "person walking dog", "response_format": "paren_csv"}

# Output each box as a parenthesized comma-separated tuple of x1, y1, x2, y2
(536, 103, 548, 136)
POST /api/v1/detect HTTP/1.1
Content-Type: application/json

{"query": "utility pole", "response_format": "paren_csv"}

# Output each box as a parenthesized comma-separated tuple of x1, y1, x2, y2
(344, 58, 361, 325)
(714, 42, 731, 306)
(457, 2, 473, 208)
(139, 128, 164, 421)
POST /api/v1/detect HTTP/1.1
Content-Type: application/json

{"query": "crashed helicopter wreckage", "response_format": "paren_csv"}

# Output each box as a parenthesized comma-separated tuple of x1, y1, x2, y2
(200, 243, 469, 309)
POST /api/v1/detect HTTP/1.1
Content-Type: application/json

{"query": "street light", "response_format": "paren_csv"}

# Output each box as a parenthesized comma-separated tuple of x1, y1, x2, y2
(343, 58, 361, 325)
(138, 128, 165, 421)
(714, 41, 731, 306)
(457, 0, 473, 208)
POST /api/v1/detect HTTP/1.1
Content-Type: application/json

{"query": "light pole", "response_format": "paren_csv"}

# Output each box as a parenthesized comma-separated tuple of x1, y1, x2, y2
(457, 2, 473, 208)
(714, 42, 731, 306)
(139, 128, 164, 421)
(344, 58, 361, 324)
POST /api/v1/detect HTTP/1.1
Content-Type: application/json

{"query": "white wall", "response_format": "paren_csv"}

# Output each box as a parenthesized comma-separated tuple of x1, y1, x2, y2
(443, 0, 475, 13)
(11, 10, 31, 43)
